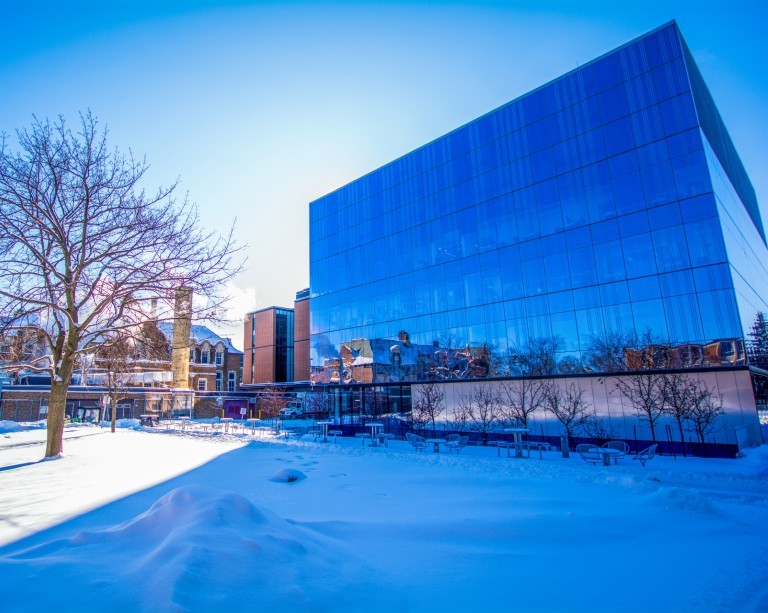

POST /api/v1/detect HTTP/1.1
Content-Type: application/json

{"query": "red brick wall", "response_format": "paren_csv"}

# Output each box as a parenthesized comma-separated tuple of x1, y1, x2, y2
(243, 315, 254, 384)
(294, 297, 310, 381)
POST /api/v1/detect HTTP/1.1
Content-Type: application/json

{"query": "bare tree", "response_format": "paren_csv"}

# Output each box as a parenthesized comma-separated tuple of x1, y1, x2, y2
(663, 372, 696, 454)
(457, 383, 500, 445)
(581, 413, 620, 446)
(544, 382, 589, 442)
(614, 372, 666, 442)
(94, 334, 134, 433)
(582, 331, 629, 373)
(257, 388, 288, 422)
(362, 388, 389, 423)
(507, 337, 561, 376)
(613, 331, 668, 442)
(411, 382, 445, 436)
(687, 383, 724, 444)
(498, 377, 549, 428)
(304, 390, 331, 420)
(0, 113, 241, 457)
(556, 355, 583, 375)
(447, 399, 472, 434)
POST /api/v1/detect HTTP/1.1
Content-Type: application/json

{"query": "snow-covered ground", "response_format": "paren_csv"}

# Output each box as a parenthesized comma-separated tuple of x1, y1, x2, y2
(0, 420, 766, 612)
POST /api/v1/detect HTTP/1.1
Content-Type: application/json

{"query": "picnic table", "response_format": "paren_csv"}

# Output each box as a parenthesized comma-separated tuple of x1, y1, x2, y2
(504, 427, 530, 459)
(139, 414, 159, 427)
(426, 438, 446, 453)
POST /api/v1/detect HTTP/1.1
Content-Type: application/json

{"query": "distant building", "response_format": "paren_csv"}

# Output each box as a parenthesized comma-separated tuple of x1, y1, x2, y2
(0, 320, 245, 422)
(156, 322, 243, 393)
(243, 307, 295, 384)
(0, 315, 48, 379)
(294, 288, 311, 382)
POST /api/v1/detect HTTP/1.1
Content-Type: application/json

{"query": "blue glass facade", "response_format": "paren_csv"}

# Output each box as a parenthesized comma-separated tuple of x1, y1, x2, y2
(308, 22, 768, 385)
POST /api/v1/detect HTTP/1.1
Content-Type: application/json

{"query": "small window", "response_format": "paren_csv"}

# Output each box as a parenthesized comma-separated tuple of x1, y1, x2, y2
(215, 372, 222, 392)
(198, 379, 207, 391)
(201, 351, 210, 364)
(228, 371, 236, 392)
(215, 351, 223, 366)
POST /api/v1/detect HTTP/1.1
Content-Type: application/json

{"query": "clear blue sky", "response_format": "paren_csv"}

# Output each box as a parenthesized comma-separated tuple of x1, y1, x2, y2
(2, 1, 766, 344)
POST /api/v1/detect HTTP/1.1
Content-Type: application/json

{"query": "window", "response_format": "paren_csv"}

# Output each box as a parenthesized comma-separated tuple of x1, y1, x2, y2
(215, 351, 223, 366)
(198, 379, 207, 391)
(201, 350, 210, 365)
(228, 372, 236, 392)
(215, 372, 222, 392)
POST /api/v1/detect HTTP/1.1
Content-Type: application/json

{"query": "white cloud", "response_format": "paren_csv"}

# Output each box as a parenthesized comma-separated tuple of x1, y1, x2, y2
(214, 282, 259, 346)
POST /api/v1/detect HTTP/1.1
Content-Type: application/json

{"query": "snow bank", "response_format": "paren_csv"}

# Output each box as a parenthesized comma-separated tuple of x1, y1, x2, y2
(0, 420, 46, 434)
(1, 485, 373, 612)
(0, 420, 22, 434)
(98, 418, 141, 430)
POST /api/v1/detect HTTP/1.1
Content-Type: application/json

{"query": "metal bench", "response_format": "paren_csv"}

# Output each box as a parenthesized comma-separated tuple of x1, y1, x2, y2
(523, 441, 550, 459)
(633, 444, 658, 467)
(405, 433, 428, 452)
(445, 435, 469, 454)
(602, 440, 630, 463)
(354, 432, 371, 446)
(285, 427, 308, 440)
(491, 441, 515, 457)
(576, 444, 603, 465)
(377, 433, 396, 447)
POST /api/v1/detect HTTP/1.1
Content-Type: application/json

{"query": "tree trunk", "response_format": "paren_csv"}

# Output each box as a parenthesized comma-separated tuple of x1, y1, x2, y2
(676, 417, 687, 457)
(111, 393, 118, 433)
(46, 381, 68, 457)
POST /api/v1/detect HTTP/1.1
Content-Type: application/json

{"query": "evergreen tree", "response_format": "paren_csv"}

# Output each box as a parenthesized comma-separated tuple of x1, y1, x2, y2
(747, 312, 768, 369)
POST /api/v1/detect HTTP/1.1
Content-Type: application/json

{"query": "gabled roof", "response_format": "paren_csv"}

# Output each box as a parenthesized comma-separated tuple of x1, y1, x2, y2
(156, 322, 243, 354)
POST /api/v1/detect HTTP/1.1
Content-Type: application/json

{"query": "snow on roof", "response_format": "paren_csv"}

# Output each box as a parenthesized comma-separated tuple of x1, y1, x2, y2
(156, 322, 243, 354)
(0, 313, 41, 329)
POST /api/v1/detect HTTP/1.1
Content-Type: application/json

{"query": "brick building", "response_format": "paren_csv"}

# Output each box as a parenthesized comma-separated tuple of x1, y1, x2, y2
(156, 323, 243, 393)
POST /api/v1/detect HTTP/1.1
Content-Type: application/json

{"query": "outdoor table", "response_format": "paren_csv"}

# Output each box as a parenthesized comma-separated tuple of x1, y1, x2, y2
(426, 438, 446, 453)
(178, 416, 190, 431)
(504, 427, 530, 458)
(367, 423, 384, 447)
(378, 433, 396, 447)
(317, 420, 334, 443)
(221, 417, 234, 433)
(245, 418, 260, 434)
(596, 447, 622, 466)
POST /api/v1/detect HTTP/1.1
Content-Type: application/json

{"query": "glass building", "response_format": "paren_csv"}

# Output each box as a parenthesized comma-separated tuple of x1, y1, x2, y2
(308, 22, 768, 439)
